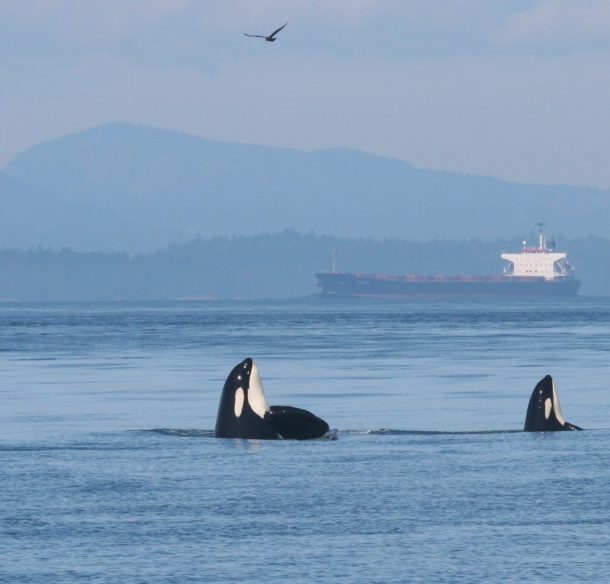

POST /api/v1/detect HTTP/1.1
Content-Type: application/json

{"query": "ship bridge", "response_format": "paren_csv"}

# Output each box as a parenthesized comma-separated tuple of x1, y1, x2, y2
(501, 227, 573, 280)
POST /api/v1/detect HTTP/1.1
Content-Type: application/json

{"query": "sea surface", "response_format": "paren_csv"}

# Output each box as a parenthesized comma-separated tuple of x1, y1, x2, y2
(2, 297, 610, 583)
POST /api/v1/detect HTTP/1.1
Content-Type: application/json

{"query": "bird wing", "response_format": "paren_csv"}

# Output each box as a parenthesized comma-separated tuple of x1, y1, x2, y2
(243, 33, 266, 38)
(269, 22, 288, 38)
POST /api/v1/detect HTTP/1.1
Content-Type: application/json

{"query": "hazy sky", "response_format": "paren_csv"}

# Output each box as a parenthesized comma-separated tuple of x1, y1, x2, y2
(2, 0, 610, 188)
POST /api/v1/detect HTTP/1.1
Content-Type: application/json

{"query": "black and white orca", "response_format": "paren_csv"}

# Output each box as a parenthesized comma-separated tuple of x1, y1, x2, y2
(524, 375, 582, 432)
(214, 358, 330, 440)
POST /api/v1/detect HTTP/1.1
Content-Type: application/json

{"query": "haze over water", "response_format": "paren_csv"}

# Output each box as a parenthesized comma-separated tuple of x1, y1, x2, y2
(2, 298, 610, 582)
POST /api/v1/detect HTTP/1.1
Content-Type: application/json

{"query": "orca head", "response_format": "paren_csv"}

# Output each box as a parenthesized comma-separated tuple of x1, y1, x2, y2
(524, 375, 582, 432)
(214, 358, 278, 439)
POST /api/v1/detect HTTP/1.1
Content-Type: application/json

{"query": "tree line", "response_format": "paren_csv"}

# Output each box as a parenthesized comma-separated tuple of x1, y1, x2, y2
(0, 231, 608, 300)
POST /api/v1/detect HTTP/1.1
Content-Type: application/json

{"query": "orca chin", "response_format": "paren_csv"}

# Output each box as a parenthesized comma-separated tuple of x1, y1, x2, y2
(524, 375, 582, 432)
(214, 358, 330, 440)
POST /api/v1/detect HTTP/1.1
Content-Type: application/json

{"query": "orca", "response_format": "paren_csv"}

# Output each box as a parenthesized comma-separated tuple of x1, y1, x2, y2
(524, 375, 582, 431)
(214, 358, 330, 440)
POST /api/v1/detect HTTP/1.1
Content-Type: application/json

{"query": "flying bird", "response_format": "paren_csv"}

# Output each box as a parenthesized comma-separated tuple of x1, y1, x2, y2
(243, 22, 287, 42)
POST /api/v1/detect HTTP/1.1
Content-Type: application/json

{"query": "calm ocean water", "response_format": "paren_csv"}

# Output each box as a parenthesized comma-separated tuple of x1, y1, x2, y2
(2, 298, 610, 583)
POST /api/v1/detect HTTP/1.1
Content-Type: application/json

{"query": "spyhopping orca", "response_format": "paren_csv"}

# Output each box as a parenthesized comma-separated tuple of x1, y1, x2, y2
(524, 375, 582, 432)
(214, 358, 330, 440)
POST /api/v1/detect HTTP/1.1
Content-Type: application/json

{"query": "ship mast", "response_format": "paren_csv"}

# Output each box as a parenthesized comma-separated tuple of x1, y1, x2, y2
(536, 221, 546, 251)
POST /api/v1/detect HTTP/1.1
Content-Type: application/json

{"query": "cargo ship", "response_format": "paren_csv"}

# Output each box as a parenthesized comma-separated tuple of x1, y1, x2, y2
(316, 225, 580, 298)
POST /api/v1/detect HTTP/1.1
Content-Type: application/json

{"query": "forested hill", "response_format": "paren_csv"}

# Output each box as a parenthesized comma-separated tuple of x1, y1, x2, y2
(2, 123, 610, 252)
(1, 231, 608, 301)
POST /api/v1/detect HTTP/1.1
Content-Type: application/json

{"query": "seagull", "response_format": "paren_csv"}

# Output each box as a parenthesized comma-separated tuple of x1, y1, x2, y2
(243, 22, 287, 42)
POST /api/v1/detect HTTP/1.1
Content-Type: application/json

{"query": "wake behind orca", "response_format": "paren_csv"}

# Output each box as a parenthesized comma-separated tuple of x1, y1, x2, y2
(214, 358, 330, 440)
(524, 375, 582, 432)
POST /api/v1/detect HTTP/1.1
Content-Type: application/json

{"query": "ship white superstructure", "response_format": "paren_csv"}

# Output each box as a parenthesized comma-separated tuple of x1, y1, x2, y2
(501, 225, 574, 280)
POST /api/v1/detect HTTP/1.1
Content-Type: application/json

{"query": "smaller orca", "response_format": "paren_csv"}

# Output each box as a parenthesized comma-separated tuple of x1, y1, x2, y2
(214, 358, 330, 440)
(524, 375, 582, 432)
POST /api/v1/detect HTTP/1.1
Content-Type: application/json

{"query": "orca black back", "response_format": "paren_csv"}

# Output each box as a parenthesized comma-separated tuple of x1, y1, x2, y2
(265, 406, 329, 440)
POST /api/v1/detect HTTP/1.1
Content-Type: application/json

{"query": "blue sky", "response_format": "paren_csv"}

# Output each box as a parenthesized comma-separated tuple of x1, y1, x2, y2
(2, 0, 610, 188)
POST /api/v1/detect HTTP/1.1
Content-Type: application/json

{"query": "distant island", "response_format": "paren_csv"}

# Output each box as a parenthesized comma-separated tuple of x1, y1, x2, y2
(2, 122, 610, 299)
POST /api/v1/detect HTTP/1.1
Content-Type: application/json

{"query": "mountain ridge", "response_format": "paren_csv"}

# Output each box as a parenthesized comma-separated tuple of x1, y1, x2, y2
(2, 122, 609, 252)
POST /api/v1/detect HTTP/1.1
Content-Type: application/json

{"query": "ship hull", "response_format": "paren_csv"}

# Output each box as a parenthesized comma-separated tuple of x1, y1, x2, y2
(316, 273, 581, 298)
